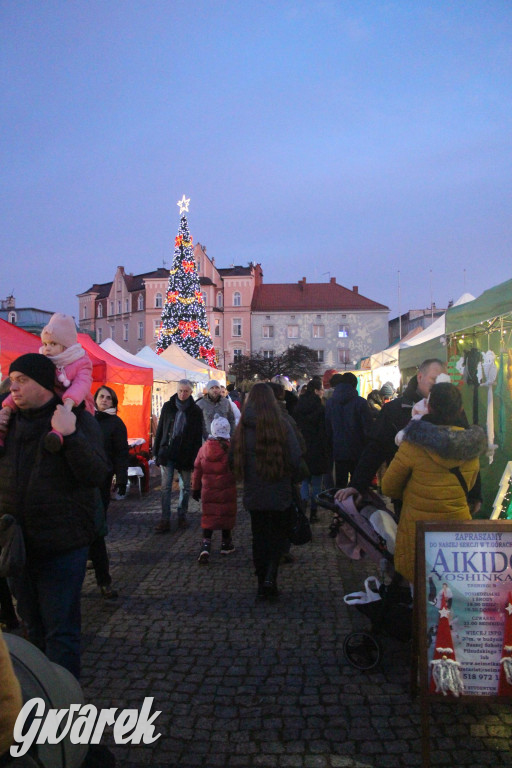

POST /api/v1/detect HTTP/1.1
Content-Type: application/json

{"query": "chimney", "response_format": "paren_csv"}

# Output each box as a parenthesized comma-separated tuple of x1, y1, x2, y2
(352, 285, 358, 294)
(299, 277, 306, 291)
(330, 277, 336, 285)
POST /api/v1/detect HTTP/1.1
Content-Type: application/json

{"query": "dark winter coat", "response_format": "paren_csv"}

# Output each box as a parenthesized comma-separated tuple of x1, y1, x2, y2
(192, 438, 237, 530)
(233, 405, 302, 512)
(0, 396, 110, 559)
(95, 410, 129, 490)
(350, 375, 424, 493)
(382, 419, 486, 581)
(293, 391, 331, 475)
(153, 394, 203, 471)
(325, 383, 372, 463)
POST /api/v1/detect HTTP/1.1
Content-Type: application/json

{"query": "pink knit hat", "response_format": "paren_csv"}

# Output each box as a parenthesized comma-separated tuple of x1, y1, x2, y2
(41, 313, 78, 349)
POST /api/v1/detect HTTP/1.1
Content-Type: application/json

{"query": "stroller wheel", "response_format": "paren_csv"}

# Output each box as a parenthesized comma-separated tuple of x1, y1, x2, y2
(343, 632, 381, 670)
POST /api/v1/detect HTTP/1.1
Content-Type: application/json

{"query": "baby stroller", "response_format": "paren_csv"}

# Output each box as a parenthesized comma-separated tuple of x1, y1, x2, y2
(316, 489, 413, 670)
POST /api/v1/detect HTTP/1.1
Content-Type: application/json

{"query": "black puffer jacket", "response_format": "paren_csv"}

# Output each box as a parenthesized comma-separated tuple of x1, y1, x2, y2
(325, 383, 372, 463)
(95, 410, 129, 504)
(293, 391, 331, 475)
(0, 397, 110, 559)
(350, 376, 423, 493)
(153, 394, 203, 471)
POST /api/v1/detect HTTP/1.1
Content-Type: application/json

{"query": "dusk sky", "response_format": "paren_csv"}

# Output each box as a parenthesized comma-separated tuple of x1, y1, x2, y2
(2, 1, 511, 321)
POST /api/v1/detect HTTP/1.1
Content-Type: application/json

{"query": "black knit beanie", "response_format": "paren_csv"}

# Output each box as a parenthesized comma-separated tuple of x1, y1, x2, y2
(9, 353, 57, 392)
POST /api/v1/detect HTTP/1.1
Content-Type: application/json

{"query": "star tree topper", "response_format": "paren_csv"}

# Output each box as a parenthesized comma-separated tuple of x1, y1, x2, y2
(177, 195, 190, 215)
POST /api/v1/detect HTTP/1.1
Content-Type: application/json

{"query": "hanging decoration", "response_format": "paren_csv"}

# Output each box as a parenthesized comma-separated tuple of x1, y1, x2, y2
(155, 197, 216, 366)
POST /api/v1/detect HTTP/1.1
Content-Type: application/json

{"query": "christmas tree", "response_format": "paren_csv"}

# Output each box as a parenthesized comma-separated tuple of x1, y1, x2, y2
(156, 196, 216, 367)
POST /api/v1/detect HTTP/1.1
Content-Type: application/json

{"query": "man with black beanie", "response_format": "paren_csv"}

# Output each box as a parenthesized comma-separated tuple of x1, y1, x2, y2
(0, 353, 109, 679)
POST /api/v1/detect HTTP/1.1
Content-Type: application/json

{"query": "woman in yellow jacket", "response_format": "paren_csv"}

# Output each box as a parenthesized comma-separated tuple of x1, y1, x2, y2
(381, 383, 487, 584)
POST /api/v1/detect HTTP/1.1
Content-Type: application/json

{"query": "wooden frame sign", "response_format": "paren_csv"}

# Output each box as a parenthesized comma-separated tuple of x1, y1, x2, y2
(415, 520, 512, 767)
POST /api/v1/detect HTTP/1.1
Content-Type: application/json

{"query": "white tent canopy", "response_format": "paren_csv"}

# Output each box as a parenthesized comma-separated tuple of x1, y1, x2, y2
(100, 338, 188, 382)
(158, 343, 226, 383)
(136, 345, 210, 383)
(399, 293, 475, 351)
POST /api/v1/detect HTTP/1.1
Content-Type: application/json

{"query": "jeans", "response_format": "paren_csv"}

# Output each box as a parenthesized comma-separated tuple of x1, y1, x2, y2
(160, 462, 191, 522)
(300, 475, 323, 510)
(9, 547, 88, 680)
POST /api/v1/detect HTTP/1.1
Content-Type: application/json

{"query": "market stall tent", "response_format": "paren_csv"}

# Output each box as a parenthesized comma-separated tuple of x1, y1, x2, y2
(442, 278, 512, 516)
(0, 318, 40, 377)
(78, 334, 153, 445)
(136, 345, 208, 383)
(398, 293, 475, 372)
(157, 343, 226, 383)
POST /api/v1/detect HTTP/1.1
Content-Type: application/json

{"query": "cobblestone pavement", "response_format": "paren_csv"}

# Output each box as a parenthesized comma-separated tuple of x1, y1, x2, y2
(80, 482, 512, 768)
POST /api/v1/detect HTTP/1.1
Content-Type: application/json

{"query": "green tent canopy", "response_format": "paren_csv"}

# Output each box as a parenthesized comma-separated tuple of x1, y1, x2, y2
(445, 277, 512, 335)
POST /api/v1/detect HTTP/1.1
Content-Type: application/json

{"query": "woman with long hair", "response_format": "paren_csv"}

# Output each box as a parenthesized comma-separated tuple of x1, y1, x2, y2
(382, 382, 486, 584)
(231, 382, 302, 600)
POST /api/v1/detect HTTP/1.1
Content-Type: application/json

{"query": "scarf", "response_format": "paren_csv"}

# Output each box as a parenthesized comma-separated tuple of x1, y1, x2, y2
(38, 343, 86, 388)
(171, 396, 190, 440)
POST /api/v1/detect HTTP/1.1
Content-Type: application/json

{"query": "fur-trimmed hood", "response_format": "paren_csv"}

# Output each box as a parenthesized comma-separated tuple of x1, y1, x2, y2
(402, 420, 487, 465)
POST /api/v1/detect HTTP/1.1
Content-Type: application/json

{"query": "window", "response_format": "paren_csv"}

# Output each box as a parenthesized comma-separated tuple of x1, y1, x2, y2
(117, 278, 122, 291)
(110, 326, 115, 340)
(214, 319, 220, 337)
(262, 325, 274, 338)
(83, 305, 88, 320)
(338, 348, 351, 364)
(138, 321, 144, 340)
(137, 294, 144, 311)
(155, 293, 163, 308)
(287, 325, 299, 339)
(196, 259, 201, 274)
(312, 324, 325, 338)
(117, 300, 121, 315)
(154, 320, 161, 337)
(123, 324, 129, 342)
(316, 350, 324, 363)
(263, 350, 274, 360)
(97, 304, 103, 318)
(233, 349, 242, 362)
(109, 301, 114, 316)
(338, 324, 349, 338)
(217, 293, 223, 307)
(201, 292, 207, 306)
(232, 318, 242, 337)
(125, 298, 129, 313)
(97, 327, 103, 343)
(8, 311, 16, 323)
(233, 291, 241, 307)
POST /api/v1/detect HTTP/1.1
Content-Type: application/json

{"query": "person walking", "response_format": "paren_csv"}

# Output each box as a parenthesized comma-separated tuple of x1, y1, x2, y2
(336, 358, 447, 508)
(381, 382, 486, 584)
(192, 415, 237, 564)
(91, 385, 130, 598)
(325, 372, 373, 489)
(153, 379, 203, 532)
(293, 377, 330, 522)
(0, 353, 109, 679)
(231, 383, 302, 600)
(196, 380, 235, 438)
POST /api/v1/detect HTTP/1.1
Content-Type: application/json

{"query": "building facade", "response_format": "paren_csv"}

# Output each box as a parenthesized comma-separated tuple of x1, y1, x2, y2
(77, 256, 389, 373)
(251, 277, 389, 369)
(0, 295, 54, 335)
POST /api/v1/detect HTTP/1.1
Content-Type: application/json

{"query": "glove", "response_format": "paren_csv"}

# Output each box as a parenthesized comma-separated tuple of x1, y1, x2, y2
(115, 483, 127, 496)
(192, 489, 201, 501)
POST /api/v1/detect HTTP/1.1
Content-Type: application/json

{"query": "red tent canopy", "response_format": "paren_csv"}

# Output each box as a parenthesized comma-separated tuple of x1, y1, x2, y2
(0, 322, 153, 445)
(78, 334, 153, 445)
(0, 318, 40, 374)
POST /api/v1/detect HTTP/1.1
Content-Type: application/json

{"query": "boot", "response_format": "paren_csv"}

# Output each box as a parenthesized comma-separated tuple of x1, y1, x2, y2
(263, 561, 279, 600)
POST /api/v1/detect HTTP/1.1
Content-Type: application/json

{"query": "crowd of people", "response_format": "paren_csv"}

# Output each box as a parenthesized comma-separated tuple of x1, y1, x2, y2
(0, 314, 488, 761)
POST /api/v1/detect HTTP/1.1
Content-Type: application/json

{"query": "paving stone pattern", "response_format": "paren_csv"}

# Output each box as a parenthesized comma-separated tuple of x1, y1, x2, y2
(81, 481, 512, 768)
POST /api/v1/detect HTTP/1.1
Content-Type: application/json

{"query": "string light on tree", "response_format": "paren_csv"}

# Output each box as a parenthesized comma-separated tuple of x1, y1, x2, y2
(156, 197, 216, 367)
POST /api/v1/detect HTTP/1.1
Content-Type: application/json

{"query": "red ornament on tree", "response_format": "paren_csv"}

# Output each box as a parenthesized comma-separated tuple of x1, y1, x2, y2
(167, 290, 179, 303)
(179, 320, 199, 338)
(182, 260, 195, 273)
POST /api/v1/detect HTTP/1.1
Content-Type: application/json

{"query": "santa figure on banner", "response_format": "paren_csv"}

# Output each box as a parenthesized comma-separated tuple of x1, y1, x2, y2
(498, 593, 512, 697)
(429, 592, 464, 697)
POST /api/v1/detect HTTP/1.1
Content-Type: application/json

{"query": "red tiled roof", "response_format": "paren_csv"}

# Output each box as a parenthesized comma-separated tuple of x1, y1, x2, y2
(251, 281, 389, 313)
